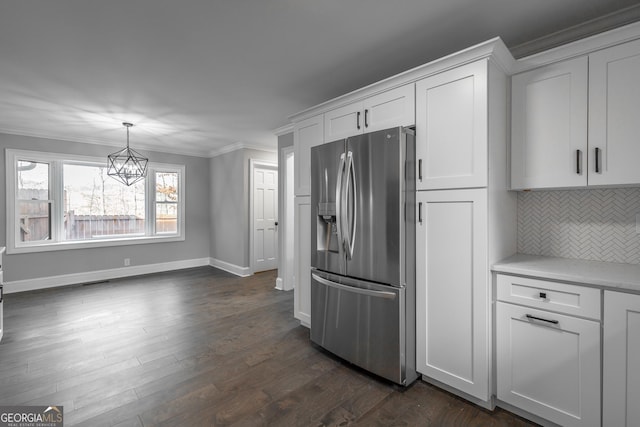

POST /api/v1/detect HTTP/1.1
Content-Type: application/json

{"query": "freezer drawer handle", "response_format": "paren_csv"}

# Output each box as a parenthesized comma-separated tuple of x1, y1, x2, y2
(312, 273, 397, 300)
(525, 314, 559, 325)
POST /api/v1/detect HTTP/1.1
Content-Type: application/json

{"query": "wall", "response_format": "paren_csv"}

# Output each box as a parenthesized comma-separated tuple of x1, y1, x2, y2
(0, 132, 211, 286)
(517, 188, 640, 264)
(209, 147, 277, 273)
(276, 132, 294, 288)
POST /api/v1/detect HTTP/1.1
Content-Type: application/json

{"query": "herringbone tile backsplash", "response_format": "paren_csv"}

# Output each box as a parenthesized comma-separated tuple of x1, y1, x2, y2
(517, 188, 640, 265)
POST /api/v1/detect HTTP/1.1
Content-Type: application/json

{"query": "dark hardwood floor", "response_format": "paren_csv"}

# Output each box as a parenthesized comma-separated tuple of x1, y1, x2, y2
(0, 267, 537, 426)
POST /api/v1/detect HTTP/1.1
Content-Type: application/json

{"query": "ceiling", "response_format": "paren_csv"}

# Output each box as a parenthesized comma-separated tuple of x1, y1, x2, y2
(1, 1, 639, 157)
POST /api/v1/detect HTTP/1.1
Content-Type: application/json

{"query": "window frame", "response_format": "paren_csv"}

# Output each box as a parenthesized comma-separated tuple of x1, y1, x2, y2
(6, 149, 186, 254)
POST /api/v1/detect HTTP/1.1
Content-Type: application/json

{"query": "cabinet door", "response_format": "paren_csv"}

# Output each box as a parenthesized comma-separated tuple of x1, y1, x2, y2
(324, 101, 362, 142)
(363, 84, 415, 132)
(603, 291, 640, 427)
(294, 115, 324, 196)
(293, 196, 311, 327)
(416, 189, 489, 400)
(511, 57, 588, 190)
(496, 303, 600, 427)
(589, 39, 640, 186)
(416, 60, 488, 190)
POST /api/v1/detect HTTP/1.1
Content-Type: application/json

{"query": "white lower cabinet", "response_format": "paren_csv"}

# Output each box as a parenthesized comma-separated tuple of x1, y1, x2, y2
(496, 275, 601, 426)
(603, 290, 640, 427)
(293, 196, 311, 327)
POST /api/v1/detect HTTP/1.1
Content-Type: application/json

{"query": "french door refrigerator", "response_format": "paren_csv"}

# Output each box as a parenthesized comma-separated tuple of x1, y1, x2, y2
(310, 126, 417, 386)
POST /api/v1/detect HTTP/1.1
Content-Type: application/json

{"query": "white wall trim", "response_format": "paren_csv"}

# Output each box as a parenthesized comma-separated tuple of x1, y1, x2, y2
(275, 277, 284, 290)
(3, 257, 211, 294)
(209, 257, 251, 277)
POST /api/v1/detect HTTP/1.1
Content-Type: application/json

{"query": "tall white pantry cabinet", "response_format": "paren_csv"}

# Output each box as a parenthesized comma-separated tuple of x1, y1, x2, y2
(415, 57, 516, 405)
(292, 114, 323, 327)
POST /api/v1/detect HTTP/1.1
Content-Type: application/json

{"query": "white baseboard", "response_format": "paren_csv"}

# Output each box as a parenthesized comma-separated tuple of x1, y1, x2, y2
(275, 277, 284, 290)
(208, 258, 251, 277)
(3, 258, 211, 294)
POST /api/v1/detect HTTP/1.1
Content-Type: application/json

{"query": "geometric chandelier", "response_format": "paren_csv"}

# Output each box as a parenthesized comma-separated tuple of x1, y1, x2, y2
(107, 122, 148, 186)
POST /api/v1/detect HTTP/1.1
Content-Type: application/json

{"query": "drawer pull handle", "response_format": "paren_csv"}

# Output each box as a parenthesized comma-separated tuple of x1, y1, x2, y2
(526, 314, 558, 324)
(539, 292, 547, 299)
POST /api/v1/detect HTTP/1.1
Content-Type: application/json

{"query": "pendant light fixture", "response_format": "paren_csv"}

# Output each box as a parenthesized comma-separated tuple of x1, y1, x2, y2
(107, 122, 148, 186)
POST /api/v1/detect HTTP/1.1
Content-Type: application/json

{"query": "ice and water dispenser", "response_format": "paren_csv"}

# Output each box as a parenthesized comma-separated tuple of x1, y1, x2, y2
(316, 168, 339, 254)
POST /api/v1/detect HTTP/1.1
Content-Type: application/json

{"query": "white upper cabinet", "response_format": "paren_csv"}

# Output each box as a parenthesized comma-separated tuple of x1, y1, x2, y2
(324, 84, 414, 142)
(363, 84, 415, 132)
(293, 114, 324, 196)
(324, 102, 361, 142)
(589, 38, 640, 186)
(511, 57, 588, 190)
(416, 60, 488, 190)
(512, 38, 640, 189)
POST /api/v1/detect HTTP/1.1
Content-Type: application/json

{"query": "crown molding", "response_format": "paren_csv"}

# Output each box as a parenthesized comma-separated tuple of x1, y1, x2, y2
(273, 123, 294, 136)
(0, 127, 212, 158)
(208, 141, 277, 158)
(510, 4, 640, 60)
(289, 37, 514, 123)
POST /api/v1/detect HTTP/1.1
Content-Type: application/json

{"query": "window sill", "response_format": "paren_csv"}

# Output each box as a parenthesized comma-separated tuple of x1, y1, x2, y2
(7, 234, 185, 254)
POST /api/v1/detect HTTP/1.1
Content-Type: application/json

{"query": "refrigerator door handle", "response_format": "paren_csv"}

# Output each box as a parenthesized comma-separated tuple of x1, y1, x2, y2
(345, 151, 357, 260)
(335, 153, 346, 259)
(312, 273, 397, 300)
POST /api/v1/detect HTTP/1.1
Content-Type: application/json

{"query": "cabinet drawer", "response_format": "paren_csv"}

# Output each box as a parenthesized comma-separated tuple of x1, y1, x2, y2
(496, 274, 601, 320)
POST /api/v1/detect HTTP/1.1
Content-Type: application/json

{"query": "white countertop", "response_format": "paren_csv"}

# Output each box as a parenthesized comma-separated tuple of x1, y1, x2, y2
(493, 254, 640, 293)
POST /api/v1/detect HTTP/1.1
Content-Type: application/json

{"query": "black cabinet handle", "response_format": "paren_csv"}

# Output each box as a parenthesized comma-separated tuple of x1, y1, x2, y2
(356, 111, 361, 130)
(418, 202, 423, 224)
(418, 159, 423, 181)
(595, 147, 601, 173)
(526, 314, 559, 324)
(364, 109, 369, 128)
(576, 150, 581, 174)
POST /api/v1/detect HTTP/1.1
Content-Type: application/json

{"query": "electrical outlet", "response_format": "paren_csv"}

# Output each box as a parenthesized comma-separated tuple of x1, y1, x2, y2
(124, 258, 131, 266)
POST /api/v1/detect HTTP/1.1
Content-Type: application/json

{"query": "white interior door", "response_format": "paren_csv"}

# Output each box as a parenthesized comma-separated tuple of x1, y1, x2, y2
(252, 161, 278, 273)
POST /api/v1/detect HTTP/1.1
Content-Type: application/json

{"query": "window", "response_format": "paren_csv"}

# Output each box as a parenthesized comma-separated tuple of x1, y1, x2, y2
(6, 150, 185, 253)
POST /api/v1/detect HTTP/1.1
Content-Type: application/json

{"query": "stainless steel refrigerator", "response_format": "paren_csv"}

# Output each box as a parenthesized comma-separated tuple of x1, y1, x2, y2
(310, 126, 417, 386)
